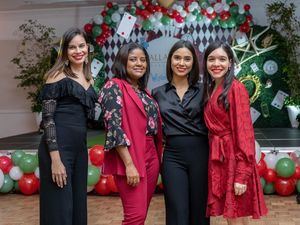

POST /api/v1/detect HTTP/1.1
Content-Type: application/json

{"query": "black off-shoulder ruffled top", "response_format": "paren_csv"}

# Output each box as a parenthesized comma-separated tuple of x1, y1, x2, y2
(39, 77, 98, 151)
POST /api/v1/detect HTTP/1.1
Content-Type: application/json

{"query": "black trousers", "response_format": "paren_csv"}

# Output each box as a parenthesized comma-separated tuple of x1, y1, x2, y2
(38, 137, 88, 225)
(162, 135, 210, 225)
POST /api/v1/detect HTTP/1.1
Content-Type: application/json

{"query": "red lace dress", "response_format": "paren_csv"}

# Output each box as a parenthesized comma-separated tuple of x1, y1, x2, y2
(204, 79, 268, 219)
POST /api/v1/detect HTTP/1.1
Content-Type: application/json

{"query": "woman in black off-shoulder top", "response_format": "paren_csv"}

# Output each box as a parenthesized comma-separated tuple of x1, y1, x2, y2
(38, 28, 97, 225)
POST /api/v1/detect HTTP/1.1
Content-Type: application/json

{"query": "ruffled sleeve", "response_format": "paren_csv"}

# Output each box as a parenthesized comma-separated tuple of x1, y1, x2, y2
(40, 78, 97, 120)
(98, 80, 131, 151)
(229, 80, 255, 185)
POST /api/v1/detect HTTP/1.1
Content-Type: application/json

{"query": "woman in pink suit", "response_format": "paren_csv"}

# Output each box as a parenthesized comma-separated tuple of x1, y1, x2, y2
(203, 41, 268, 225)
(98, 42, 163, 225)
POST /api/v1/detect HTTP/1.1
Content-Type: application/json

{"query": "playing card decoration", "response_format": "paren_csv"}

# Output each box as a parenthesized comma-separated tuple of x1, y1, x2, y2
(116, 12, 137, 39)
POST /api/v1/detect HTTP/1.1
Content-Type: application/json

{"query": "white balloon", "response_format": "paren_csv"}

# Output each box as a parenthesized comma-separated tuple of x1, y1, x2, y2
(255, 140, 261, 163)
(174, 21, 185, 28)
(214, 3, 224, 13)
(154, 20, 163, 28)
(180, 11, 187, 18)
(93, 15, 103, 25)
(34, 167, 40, 179)
(191, 2, 199, 9)
(264, 153, 278, 169)
(186, 13, 196, 23)
(111, 12, 121, 23)
(154, 12, 163, 20)
(9, 166, 23, 181)
(0, 169, 4, 189)
(118, 7, 125, 14)
(223, 4, 230, 11)
(239, 8, 245, 14)
(204, 17, 212, 25)
(188, 5, 195, 12)
(136, 0, 143, 7)
(87, 185, 94, 193)
(149, 15, 156, 23)
(206, 6, 214, 14)
(176, 5, 183, 12)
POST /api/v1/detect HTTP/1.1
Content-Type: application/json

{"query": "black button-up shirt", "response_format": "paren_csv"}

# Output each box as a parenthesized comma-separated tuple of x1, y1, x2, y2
(152, 81, 208, 137)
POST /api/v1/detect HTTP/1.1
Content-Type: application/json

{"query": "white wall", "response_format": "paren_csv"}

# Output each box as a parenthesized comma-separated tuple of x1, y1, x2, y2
(0, 0, 299, 138)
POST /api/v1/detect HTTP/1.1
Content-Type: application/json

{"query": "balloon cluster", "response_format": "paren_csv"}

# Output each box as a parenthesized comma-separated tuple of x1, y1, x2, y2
(0, 151, 39, 195)
(256, 148, 300, 196)
(84, 0, 253, 47)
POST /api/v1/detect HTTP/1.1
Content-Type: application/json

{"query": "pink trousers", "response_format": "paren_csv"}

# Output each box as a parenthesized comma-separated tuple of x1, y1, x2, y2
(115, 136, 160, 225)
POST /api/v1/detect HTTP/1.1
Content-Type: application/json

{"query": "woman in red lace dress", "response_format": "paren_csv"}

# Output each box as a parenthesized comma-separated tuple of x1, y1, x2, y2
(202, 41, 268, 225)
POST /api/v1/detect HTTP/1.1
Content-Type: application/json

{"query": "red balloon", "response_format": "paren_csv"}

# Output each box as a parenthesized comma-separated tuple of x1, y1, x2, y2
(161, 7, 168, 14)
(171, 10, 180, 19)
(264, 168, 277, 183)
(95, 175, 110, 195)
(18, 174, 39, 195)
(239, 21, 251, 33)
(220, 11, 231, 21)
(107, 175, 118, 193)
(201, 9, 208, 16)
(147, 5, 156, 14)
(207, 11, 217, 20)
(84, 23, 93, 33)
(257, 159, 267, 176)
(274, 178, 295, 196)
(140, 10, 151, 19)
(261, 152, 266, 160)
(154, 5, 162, 12)
(89, 145, 105, 167)
(101, 23, 110, 31)
(0, 156, 13, 174)
(101, 10, 107, 17)
(142, 0, 149, 7)
(244, 4, 251, 11)
(292, 166, 300, 179)
(175, 15, 184, 23)
(106, 2, 113, 8)
(246, 15, 253, 23)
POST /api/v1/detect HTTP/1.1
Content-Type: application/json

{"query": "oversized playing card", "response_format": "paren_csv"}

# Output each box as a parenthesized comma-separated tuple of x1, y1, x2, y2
(116, 12, 137, 39)
(91, 58, 103, 78)
(271, 90, 289, 110)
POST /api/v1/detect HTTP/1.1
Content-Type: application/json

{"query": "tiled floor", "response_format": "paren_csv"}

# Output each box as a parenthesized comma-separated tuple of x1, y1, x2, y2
(0, 193, 299, 225)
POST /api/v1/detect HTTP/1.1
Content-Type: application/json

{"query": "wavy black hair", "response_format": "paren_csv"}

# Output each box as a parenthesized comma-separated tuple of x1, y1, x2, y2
(203, 41, 236, 111)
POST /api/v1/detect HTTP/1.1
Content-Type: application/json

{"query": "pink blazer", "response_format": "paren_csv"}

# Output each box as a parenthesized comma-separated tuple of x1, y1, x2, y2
(102, 78, 163, 177)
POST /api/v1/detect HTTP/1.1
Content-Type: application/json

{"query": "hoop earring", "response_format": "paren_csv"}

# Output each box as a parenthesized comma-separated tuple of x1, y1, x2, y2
(85, 57, 88, 65)
(65, 60, 69, 66)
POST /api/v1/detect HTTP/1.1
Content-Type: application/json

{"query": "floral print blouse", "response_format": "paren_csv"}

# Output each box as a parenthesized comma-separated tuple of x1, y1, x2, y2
(99, 80, 159, 150)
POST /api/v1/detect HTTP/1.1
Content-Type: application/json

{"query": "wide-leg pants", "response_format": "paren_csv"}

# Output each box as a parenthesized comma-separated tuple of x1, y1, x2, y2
(38, 135, 88, 225)
(115, 136, 160, 225)
(162, 135, 210, 225)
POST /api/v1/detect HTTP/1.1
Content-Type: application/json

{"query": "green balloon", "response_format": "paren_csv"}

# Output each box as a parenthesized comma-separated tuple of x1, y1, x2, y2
(297, 180, 300, 193)
(227, 17, 236, 28)
(276, 158, 295, 178)
(220, 20, 228, 29)
(236, 14, 246, 25)
(211, 18, 220, 27)
(196, 14, 203, 22)
(113, 4, 119, 11)
(111, 22, 117, 28)
(11, 150, 25, 166)
(107, 8, 115, 16)
(161, 15, 171, 26)
(192, 9, 199, 16)
(260, 177, 266, 189)
(104, 15, 112, 25)
(142, 19, 153, 31)
(0, 175, 14, 193)
(226, 0, 234, 4)
(229, 6, 239, 16)
(87, 165, 101, 186)
(19, 154, 38, 174)
(130, 6, 136, 15)
(92, 26, 102, 38)
(264, 182, 275, 194)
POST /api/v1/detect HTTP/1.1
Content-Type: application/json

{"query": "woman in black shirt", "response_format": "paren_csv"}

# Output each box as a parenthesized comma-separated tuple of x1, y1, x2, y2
(152, 40, 210, 225)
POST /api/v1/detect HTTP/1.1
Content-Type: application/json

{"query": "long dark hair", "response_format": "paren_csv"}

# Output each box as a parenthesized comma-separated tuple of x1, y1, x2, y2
(44, 27, 92, 81)
(203, 41, 236, 111)
(112, 42, 150, 90)
(166, 40, 200, 86)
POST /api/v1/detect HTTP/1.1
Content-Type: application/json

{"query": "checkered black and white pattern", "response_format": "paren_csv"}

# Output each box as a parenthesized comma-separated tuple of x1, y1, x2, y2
(103, 21, 234, 78)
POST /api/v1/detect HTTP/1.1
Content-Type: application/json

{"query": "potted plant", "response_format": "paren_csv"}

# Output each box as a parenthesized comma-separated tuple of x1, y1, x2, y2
(266, 1, 300, 128)
(11, 20, 56, 126)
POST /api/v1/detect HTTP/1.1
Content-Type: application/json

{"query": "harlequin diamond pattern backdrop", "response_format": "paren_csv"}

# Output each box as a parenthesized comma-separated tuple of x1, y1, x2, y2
(102, 21, 234, 78)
